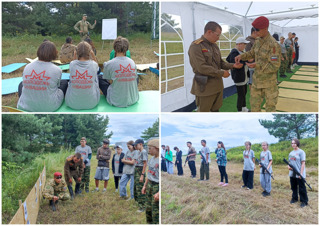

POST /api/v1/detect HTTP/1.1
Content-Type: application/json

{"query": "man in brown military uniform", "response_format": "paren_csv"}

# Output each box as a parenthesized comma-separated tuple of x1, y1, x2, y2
(64, 153, 84, 199)
(235, 16, 281, 112)
(188, 21, 243, 112)
(43, 172, 70, 211)
(59, 37, 76, 63)
(74, 14, 96, 40)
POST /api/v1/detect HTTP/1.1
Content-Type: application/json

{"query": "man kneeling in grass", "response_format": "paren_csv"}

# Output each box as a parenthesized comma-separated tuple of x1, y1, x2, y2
(43, 172, 70, 211)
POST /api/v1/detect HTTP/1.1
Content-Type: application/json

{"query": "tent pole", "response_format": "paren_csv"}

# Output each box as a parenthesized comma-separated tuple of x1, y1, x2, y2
(245, 2, 253, 17)
(192, 2, 196, 40)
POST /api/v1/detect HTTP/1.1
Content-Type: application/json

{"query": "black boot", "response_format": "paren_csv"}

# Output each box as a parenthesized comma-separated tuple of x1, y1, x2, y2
(68, 185, 74, 200)
(49, 200, 56, 211)
(75, 183, 81, 195)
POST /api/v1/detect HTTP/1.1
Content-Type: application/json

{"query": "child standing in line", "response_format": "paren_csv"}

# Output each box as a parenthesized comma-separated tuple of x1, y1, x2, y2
(242, 141, 255, 190)
(259, 141, 273, 197)
(112, 145, 125, 193)
(216, 141, 228, 187)
(142, 139, 159, 224)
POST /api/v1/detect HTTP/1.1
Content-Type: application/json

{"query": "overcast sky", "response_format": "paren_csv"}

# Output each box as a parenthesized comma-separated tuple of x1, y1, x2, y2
(161, 113, 279, 155)
(105, 114, 158, 144)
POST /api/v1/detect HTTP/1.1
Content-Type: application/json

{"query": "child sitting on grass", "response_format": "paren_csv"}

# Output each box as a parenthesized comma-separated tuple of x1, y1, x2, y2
(99, 36, 139, 107)
(17, 41, 68, 112)
(65, 41, 100, 110)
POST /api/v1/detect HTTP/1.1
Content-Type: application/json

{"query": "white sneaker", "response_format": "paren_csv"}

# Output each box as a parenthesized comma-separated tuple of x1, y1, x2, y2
(102, 188, 107, 193)
(291, 65, 294, 70)
(242, 107, 249, 112)
(127, 197, 134, 201)
(92, 188, 99, 193)
(115, 189, 118, 193)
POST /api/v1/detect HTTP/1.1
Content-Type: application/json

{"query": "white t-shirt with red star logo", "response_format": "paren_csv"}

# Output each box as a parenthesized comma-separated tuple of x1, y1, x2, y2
(103, 56, 139, 107)
(65, 60, 100, 109)
(17, 61, 64, 112)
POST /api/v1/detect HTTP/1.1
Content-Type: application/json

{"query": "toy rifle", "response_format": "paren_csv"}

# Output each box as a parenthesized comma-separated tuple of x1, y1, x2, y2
(256, 158, 274, 180)
(283, 158, 312, 191)
(199, 151, 207, 164)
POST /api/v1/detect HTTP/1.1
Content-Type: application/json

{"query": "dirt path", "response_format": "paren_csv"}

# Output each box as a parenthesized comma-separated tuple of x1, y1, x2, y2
(161, 161, 318, 224)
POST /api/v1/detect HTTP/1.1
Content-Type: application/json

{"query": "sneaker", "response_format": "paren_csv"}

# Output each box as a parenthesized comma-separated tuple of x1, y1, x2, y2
(286, 70, 293, 73)
(115, 189, 118, 193)
(280, 74, 287, 78)
(222, 183, 228, 187)
(300, 202, 308, 208)
(102, 189, 107, 193)
(241, 185, 246, 188)
(127, 197, 134, 201)
(218, 182, 224, 186)
(92, 188, 99, 193)
(291, 65, 294, 70)
(85, 189, 89, 193)
(261, 191, 267, 195)
(263, 192, 270, 197)
(290, 199, 298, 204)
(242, 107, 250, 112)
(205, 179, 209, 181)
(197, 179, 204, 181)
(137, 209, 145, 213)
(120, 196, 127, 200)
(192, 176, 197, 178)
(247, 187, 252, 190)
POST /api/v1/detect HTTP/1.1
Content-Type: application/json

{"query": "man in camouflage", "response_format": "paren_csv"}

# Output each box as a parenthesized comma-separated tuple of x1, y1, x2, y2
(284, 32, 294, 73)
(59, 36, 76, 64)
(64, 153, 84, 200)
(279, 36, 287, 78)
(75, 137, 92, 193)
(235, 16, 281, 112)
(74, 14, 96, 40)
(43, 172, 70, 211)
(142, 139, 159, 224)
(188, 21, 243, 112)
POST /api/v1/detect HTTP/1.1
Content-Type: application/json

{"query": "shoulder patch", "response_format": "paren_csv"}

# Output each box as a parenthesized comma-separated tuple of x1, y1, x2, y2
(194, 39, 203, 45)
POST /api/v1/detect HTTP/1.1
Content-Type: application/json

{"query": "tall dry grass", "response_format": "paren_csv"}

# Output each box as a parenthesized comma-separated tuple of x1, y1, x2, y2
(161, 161, 318, 224)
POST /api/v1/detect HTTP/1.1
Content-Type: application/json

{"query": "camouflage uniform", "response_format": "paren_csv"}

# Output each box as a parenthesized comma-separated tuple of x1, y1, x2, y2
(134, 167, 146, 209)
(81, 166, 91, 191)
(188, 36, 234, 112)
(285, 38, 293, 72)
(74, 20, 96, 40)
(279, 53, 287, 75)
(146, 181, 159, 224)
(239, 32, 281, 112)
(59, 43, 76, 64)
(43, 179, 70, 201)
(64, 155, 84, 186)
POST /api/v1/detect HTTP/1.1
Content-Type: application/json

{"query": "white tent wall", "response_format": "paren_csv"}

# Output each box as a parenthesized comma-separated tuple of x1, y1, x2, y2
(161, 1, 318, 112)
(282, 25, 318, 63)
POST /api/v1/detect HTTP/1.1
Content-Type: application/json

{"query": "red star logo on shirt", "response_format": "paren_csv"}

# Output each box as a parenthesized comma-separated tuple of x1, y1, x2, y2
(71, 70, 92, 80)
(115, 64, 135, 73)
(25, 70, 50, 80)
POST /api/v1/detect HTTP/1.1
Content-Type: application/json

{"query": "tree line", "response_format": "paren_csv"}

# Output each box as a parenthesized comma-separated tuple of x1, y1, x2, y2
(2, 2, 158, 37)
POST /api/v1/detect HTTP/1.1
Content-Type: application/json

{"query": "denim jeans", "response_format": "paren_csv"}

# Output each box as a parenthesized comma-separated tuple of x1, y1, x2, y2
(119, 174, 134, 198)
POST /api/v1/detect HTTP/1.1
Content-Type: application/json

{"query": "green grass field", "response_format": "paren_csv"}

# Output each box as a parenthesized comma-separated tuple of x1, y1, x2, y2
(2, 33, 159, 110)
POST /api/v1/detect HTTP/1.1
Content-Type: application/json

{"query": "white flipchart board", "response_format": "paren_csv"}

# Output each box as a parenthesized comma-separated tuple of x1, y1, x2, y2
(102, 18, 117, 40)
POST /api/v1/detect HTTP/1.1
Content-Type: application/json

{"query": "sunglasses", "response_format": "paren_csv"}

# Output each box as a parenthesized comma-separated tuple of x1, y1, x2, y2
(55, 176, 62, 179)
(253, 27, 260, 32)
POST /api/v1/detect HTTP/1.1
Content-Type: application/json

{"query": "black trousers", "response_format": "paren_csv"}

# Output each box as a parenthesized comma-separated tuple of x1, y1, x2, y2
(98, 75, 111, 97)
(290, 177, 308, 203)
(236, 84, 247, 111)
(218, 165, 228, 183)
(176, 161, 183, 175)
(188, 161, 196, 177)
(242, 170, 254, 189)
(114, 175, 121, 189)
(161, 159, 167, 172)
(18, 80, 69, 97)
(293, 51, 299, 64)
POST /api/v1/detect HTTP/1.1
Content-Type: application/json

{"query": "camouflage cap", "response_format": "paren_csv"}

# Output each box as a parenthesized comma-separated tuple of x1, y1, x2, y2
(83, 14, 87, 17)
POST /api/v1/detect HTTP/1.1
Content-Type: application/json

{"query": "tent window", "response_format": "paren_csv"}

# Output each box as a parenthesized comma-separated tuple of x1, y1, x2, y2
(161, 14, 185, 94)
(216, 24, 243, 59)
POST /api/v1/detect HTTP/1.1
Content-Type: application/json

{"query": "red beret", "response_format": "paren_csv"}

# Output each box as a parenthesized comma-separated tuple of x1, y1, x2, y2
(252, 16, 269, 29)
(54, 172, 62, 177)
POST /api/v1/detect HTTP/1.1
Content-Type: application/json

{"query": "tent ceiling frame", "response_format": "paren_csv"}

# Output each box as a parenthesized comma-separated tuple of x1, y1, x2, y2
(247, 7, 318, 18)
(244, 1, 253, 17)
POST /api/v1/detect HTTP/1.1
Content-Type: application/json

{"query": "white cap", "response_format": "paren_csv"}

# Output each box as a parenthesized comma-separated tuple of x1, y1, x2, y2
(236, 37, 250, 44)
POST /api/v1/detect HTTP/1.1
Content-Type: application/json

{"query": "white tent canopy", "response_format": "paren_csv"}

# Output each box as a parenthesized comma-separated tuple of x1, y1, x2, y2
(161, 1, 318, 112)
